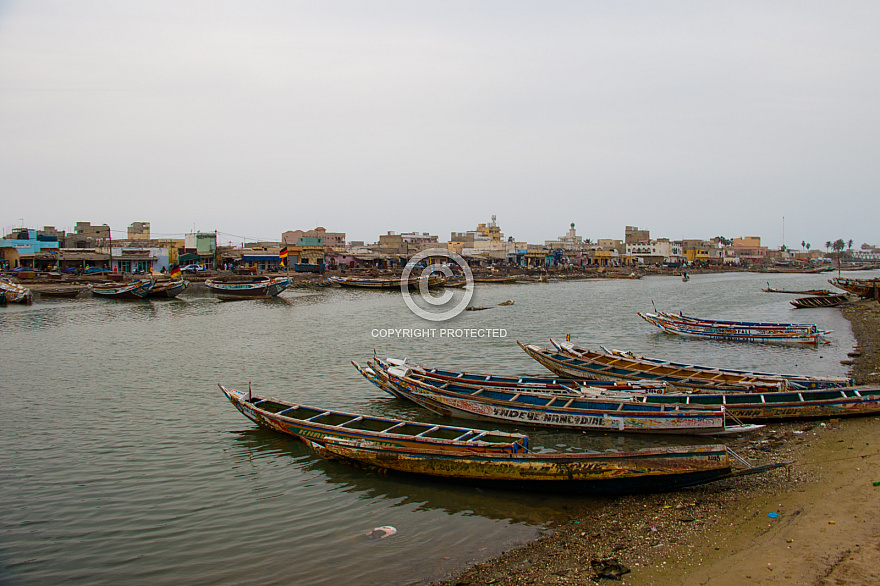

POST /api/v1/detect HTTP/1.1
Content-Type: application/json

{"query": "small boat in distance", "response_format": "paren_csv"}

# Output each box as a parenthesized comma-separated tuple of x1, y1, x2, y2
(327, 274, 445, 289)
(314, 438, 788, 495)
(762, 284, 835, 296)
(38, 288, 82, 298)
(205, 276, 290, 299)
(89, 279, 154, 299)
(638, 311, 829, 344)
(219, 384, 528, 453)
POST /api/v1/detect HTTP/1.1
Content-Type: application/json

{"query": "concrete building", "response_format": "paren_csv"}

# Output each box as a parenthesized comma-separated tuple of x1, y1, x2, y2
(625, 238, 683, 264)
(127, 222, 151, 241)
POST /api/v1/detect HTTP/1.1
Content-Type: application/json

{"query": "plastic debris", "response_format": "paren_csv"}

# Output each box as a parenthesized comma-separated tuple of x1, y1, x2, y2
(768, 512, 779, 519)
(366, 526, 397, 540)
(873, 481, 880, 487)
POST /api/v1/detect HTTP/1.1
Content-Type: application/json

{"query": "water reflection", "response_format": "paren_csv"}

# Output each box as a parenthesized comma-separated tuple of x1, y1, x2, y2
(227, 429, 583, 527)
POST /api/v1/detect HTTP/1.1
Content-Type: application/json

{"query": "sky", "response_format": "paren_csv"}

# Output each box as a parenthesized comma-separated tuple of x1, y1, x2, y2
(1, 1, 878, 249)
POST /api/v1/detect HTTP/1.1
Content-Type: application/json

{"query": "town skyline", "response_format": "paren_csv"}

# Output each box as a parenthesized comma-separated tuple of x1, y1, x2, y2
(1, 216, 872, 253)
(2, 3, 879, 249)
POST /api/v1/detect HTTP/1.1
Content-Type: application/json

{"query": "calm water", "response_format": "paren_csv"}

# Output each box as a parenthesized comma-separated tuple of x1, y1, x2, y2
(1, 269, 873, 585)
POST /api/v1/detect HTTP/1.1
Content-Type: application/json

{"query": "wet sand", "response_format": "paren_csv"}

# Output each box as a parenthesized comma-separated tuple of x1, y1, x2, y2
(436, 299, 880, 586)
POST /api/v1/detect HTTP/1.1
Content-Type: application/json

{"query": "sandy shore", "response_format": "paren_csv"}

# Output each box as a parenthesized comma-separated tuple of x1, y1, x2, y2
(436, 299, 880, 586)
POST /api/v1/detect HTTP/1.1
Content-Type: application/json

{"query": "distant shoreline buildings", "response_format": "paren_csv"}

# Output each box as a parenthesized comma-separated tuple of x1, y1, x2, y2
(1, 218, 878, 273)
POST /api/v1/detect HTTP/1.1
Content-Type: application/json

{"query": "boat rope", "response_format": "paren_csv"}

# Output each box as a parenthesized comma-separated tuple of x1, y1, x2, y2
(726, 447, 753, 468)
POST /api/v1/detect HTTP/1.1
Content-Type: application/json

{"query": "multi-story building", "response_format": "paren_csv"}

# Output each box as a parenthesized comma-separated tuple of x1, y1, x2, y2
(625, 238, 683, 264)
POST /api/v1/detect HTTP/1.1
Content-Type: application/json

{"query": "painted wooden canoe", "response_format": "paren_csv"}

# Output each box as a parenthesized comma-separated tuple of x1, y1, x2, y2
(205, 276, 290, 298)
(146, 279, 187, 298)
(372, 364, 761, 436)
(790, 294, 848, 309)
(355, 357, 669, 396)
(89, 278, 154, 299)
(639, 311, 829, 344)
(627, 385, 880, 421)
(314, 438, 788, 495)
(535, 341, 852, 391)
(219, 385, 528, 453)
(0, 279, 34, 304)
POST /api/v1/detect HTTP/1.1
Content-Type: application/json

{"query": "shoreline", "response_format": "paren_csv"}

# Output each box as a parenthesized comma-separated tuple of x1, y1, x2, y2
(434, 299, 880, 586)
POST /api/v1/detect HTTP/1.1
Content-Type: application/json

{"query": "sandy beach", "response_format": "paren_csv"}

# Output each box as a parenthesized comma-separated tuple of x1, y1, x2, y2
(437, 299, 880, 586)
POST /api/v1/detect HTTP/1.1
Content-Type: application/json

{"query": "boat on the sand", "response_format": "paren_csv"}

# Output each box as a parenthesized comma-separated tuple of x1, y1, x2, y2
(312, 437, 788, 495)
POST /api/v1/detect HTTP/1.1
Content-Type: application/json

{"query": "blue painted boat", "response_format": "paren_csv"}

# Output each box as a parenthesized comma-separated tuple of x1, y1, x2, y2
(369, 362, 762, 436)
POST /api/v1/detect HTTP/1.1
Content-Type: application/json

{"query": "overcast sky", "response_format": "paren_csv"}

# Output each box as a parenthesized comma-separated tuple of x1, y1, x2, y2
(1, 1, 878, 248)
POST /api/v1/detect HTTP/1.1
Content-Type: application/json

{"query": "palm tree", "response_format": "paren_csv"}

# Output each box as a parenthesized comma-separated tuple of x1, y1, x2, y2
(801, 240, 806, 250)
(833, 239, 845, 276)
(848, 239, 854, 251)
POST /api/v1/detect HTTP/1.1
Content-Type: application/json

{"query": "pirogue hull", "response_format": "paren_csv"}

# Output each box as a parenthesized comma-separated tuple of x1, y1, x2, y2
(219, 385, 527, 453)
(530, 341, 851, 391)
(315, 439, 787, 495)
(205, 276, 290, 298)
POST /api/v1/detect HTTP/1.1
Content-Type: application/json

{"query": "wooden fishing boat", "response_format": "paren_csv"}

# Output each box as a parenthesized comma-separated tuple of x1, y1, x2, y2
(205, 276, 290, 298)
(219, 385, 528, 453)
(603, 272, 642, 279)
(626, 385, 880, 421)
(327, 274, 445, 289)
(638, 311, 829, 344)
(830, 277, 880, 299)
(762, 285, 835, 296)
(37, 288, 82, 298)
(471, 275, 518, 284)
(146, 278, 187, 298)
(354, 358, 669, 397)
(314, 438, 787, 495)
(790, 294, 848, 309)
(372, 364, 761, 436)
(89, 278, 154, 299)
(0, 279, 34, 304)
(519, 341, 851, 391)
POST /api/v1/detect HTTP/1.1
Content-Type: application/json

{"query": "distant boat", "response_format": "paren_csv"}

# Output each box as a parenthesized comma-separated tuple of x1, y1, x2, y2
(146, 279, 187, 299)
(638, 311, 829, 344)
(39, 288, 82, 298)
(312, 437, 787, 495)
(89, 279, 154, 299)
(205, 276, 290, 299)
(327, 274, 444, 289)
(0, 279, 34, 304)
(762, 284, 835, 295)
(219, 384, 527, 454)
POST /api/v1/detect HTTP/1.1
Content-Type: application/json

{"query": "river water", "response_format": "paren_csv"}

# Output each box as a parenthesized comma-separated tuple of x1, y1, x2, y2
(1, 269, 873, 585)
